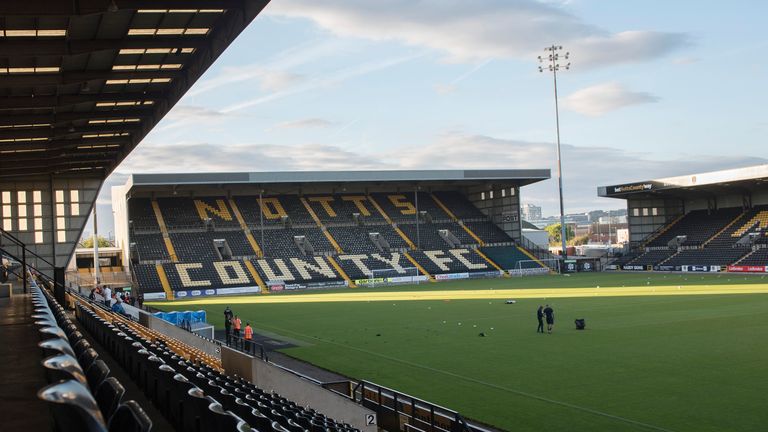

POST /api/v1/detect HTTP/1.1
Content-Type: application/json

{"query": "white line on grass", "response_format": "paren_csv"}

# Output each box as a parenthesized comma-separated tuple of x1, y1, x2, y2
(261, 323, 677, 432)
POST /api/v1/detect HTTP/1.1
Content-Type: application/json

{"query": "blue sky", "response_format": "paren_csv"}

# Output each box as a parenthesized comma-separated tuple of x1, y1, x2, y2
(92, 0, 768, 236)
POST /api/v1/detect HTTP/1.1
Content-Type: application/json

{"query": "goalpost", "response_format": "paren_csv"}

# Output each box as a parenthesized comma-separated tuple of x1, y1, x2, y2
(511, 259, 559, 277)
(366, 267, 423, 288)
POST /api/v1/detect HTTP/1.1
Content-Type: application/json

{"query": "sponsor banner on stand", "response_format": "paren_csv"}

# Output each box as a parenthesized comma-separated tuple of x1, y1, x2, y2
(727, 265, 767, 273)
(306, 280, 347, 289)
(681, 265, 720, 273)
(563, 260, 578, 273)
(508, 268, 549, 276)
(386, 276, 414, 284)
(622, 265, 645, 271)
(579, 262, 595, 272)
(355, 278, 385, 286)
(144, 292, 168, 301)
(434, 273, 470, 281)
(653, 265, 678, 271)
(216, 286, 260, 295)
(268, 284, 284, 292)
(284, 284, 305, 290)
(606, 264, 618, 270)
(468, 270, 504, 279)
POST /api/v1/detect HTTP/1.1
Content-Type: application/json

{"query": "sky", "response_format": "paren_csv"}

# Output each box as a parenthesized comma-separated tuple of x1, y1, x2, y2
(90, 0, 768, 237)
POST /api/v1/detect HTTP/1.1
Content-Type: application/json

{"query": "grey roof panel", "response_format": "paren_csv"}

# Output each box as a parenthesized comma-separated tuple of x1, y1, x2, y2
(128, 169, 551, 187)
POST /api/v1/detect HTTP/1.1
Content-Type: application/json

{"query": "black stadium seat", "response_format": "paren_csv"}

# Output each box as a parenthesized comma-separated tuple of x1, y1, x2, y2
(95, 377, 126, 420)
(38, 379, 108, 432)
(86, 359, 111, 392)
(108, 400, 153, 432)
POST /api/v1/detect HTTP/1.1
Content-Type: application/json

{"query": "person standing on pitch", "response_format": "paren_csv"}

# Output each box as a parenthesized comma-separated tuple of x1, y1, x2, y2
(233, 315, 242, 339)
(543, 304, 555, 334)
(536, 305, 545, 333)
(223, 306, 233, 343)
(224, 314, 232, 345)
(244, 322, 253, 353)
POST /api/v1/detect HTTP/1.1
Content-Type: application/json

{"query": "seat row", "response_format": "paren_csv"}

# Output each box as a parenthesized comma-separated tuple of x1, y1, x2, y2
(76, 302, 358, 432)
(32, 286, 151, 432)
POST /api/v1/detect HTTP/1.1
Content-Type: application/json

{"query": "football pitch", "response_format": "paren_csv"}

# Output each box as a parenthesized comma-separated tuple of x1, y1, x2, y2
(152, 273, 768, 431)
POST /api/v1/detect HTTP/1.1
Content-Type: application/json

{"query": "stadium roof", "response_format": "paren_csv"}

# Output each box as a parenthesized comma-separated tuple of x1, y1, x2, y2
(124, 169, 551, 193)
(598, 164, 768, 200)
(0, 0, 270, 179)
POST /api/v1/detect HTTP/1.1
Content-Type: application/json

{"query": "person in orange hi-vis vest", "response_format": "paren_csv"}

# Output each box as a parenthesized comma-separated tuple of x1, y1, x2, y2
(233, 316, 241, 338)
(244, 322, 253, 353)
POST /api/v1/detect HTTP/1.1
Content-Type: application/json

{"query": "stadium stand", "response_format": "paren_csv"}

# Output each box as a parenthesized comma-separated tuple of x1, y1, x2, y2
(619, 206, 768, 267)
(432, 191, 487, 219)
(73, 293, 359, 432)
(645, 208, 743, 248)
(736, 246, 768, 266)
(628, 249, 676, 267)
(335, 252, 416, 280)
(260, 227, 336, 257)
(128, 199, 161, 232)
(397, 223, 451, 249)
(235, 195, 316, 227)
(408, 249, 491, 275)
(305, 195, 387, 224)
(601, 166, 768, 270)
(121, 170, 554, 295)
(22, 284, 153, 431)
(131, 234, 170, 262)
(133, 265, 165, 296)
(129, 188, 548, 294)
(464, 221, 513, 244)
(663, 247, 750, 266)
(480, 246, 537, 270)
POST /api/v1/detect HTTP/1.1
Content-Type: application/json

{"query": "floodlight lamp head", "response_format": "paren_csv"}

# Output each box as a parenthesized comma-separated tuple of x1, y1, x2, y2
(538, 66, 543, 72)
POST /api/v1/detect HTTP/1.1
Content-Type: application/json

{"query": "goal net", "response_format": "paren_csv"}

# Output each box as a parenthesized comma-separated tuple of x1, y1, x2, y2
(510, 259, 559, 277)
(361, 267, 424, 288)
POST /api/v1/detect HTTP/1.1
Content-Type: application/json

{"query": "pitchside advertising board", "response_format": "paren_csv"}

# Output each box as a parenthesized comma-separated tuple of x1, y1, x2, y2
(175, 286, 261, 298)
(354, 275, 430, 286)
(563, 259, 599, 273)
(681, 265, 722, 273)
(727, 265, 768, 273)
(267, 280, 347, 292)
(509, 268, 549, 276)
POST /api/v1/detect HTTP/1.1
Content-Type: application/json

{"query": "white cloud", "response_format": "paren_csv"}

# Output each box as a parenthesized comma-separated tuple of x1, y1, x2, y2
(220, 53, 423, 114)
(562, 82, 659, 116)
(673, 56, 699, 65)
(185, 38, 347, 98)
(268, 0, 688, 66)
(276, 118, 336, 129)
(257, 70, 305, 92)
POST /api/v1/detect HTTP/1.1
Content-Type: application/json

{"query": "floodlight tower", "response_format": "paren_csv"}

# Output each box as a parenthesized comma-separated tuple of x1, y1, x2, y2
(538, 45, 570, 264)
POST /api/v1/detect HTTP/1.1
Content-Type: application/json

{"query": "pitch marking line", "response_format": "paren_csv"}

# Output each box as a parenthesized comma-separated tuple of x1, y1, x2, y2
(257, 322, 677, 432)
(152, 284, 768, 307)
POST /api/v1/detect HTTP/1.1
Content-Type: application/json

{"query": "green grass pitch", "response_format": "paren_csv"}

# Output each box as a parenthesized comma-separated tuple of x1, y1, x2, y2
(155, 273, 768, 431)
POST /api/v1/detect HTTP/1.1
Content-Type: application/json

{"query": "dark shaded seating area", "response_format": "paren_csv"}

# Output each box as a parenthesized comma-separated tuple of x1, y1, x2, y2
(75, 302, 358, 432)
(31, 286, 152, 432)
